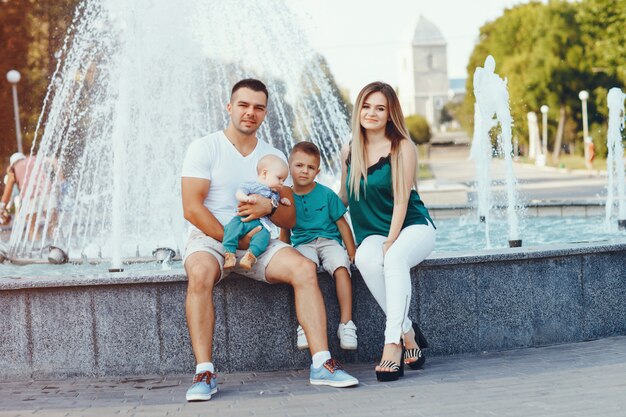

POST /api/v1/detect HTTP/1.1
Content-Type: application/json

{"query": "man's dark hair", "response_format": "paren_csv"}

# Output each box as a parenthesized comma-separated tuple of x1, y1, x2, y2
(231, 79, 269, 100)
(290, 141, 321, 160)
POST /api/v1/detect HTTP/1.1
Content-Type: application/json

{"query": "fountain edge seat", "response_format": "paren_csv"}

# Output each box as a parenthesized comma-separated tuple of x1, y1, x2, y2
(3, 238, 626, 291)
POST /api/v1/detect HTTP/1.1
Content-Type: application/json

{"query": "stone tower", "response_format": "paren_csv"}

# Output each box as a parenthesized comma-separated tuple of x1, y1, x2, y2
(399, 15, 449, 130)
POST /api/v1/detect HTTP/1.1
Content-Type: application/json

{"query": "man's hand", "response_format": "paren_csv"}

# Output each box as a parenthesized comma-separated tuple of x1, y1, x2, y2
(237, 225, 262, 250)
(237, 194, 271, 222)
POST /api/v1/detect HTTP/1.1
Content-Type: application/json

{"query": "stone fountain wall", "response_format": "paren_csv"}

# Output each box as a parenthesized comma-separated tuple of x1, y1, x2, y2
(1, 240, 626, 380)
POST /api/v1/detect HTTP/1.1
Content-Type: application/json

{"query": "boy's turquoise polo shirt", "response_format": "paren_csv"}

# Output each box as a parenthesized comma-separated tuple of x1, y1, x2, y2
(291, 182, 346, 247)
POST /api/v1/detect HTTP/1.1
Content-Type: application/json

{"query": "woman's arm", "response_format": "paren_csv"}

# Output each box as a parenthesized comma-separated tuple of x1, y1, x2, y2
(338, 143, 350, 207)
(383, 140, 417, 255)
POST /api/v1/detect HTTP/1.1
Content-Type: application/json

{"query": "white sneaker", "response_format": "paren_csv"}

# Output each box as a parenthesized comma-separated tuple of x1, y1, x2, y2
(337, 321, 358, 350)
(296, 325, 309, 350)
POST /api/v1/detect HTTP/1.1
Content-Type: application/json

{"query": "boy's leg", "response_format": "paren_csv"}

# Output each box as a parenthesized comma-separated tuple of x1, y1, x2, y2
(317, 239, 357, 350)
(333, 267, 353, 324)
(317, 239, 353, 324)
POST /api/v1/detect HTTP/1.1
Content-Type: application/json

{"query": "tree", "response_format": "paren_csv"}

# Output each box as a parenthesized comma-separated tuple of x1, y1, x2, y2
(0, 0, 78, 163)
(405, 114, 431, 145)
(459, 0, 625, 159)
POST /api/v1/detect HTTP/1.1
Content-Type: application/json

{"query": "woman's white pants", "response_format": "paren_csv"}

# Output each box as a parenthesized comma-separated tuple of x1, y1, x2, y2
(355, 223, 436, 344)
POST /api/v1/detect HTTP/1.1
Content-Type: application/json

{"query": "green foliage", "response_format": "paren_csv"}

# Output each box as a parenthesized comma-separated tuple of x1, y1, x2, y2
(405, 114, 432, 145)
(459, 0, 626, 156)
(0, 0, 79, 163)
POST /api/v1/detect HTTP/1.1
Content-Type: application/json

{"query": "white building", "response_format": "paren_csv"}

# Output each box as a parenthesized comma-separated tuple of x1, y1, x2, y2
(399, 15, 450, 130)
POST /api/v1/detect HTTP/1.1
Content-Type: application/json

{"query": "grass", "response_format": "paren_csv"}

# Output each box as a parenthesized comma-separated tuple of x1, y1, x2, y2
(417, 144, 434, 180)
(419, 162, 434, 180)
(516, 154, 607, 171)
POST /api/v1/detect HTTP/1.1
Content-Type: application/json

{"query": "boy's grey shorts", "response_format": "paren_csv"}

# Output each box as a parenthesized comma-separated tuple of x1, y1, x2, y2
(295, 237, 351, 277)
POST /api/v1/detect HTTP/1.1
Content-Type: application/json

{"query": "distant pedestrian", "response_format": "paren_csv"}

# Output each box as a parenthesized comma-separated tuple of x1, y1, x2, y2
(0, 152, 60, 239)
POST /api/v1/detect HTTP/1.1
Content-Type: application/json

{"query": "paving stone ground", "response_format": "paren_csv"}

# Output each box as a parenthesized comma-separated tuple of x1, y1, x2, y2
(1, 336, 625, 417)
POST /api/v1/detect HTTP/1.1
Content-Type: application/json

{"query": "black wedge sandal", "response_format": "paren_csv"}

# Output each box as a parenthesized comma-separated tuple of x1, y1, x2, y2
(376, 347, 405, 382)
(404, 322, 429, 370)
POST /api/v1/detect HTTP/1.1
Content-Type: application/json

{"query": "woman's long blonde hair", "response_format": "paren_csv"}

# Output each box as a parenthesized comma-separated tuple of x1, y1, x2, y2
(347, 81, 418, 202)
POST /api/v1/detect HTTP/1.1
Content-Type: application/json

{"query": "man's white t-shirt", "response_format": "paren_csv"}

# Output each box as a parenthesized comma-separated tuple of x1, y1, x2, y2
(181, 130, 286, 234)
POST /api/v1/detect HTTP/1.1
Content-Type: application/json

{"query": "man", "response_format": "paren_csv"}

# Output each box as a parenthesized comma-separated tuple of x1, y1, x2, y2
(181, 79, 358, 402)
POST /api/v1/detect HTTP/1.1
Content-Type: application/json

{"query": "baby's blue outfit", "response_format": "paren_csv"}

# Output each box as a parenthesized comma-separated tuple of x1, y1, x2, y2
(222, 181, 279, 257)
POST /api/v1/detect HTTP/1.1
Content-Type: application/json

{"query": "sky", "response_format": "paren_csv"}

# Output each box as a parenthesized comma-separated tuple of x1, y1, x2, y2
(285, 0, 534, 100)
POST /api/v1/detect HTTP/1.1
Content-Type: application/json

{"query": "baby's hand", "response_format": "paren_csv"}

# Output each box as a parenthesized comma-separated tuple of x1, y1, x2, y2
(247, 195, 258, 204)
(280, 197, 291, 207)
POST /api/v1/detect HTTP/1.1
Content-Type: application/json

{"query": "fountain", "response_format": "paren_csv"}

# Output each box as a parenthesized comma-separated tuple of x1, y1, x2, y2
(6, 0, 350, 267)
(469, 55, 522, 247)
(605, 87, 626, 230)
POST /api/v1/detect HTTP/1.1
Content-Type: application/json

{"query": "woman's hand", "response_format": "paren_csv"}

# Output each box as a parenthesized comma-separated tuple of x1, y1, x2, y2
(382, 239, 394, 256)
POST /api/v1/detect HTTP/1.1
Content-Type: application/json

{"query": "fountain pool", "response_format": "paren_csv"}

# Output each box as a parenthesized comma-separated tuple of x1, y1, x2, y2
(3, 212, 625, 278)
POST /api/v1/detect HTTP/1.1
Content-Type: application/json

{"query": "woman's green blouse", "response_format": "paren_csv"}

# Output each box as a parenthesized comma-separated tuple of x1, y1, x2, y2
(347, 155, 435, 245)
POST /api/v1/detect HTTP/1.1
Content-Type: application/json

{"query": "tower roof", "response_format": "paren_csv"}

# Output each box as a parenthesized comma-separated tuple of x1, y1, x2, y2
(412, 15, 446, 46)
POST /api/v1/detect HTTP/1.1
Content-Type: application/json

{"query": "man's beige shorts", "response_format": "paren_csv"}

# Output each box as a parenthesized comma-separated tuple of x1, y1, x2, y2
(183, 229, 289, 283)
(295, 237, 351, 277)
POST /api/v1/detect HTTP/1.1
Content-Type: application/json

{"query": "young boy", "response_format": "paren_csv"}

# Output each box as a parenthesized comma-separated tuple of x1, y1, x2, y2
(280, 142, 358, 350)
(222, 154, 291, 270)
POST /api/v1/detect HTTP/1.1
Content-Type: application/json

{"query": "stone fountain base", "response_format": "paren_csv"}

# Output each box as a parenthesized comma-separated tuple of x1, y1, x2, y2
(2, 240, 626, 380)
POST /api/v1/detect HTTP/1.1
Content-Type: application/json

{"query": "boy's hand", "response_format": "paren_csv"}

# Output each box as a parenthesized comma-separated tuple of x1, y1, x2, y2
(279, 197, 291, 207)
(246, 195, 257, 204)
(347, 248, 355, 264)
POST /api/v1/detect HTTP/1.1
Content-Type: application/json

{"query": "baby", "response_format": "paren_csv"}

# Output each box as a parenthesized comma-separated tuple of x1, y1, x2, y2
(222, 154, 291, 270)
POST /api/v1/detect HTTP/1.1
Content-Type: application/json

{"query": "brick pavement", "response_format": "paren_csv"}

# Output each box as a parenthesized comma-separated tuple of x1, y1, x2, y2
(1, 336, 625, 417)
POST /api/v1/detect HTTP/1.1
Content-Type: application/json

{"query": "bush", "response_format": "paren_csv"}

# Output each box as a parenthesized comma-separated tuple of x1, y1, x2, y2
(405, 115, 432, 145)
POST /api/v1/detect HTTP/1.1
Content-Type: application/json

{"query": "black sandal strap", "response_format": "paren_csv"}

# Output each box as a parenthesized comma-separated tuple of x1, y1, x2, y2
(378, 360, 400, 371)
(404, 348, 422, 360)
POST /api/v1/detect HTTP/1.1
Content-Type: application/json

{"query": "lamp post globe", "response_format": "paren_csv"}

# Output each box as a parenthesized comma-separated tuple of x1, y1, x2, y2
(579, 90, 589, 101)
(578, 91, 591, 169)
(6, 70, 21, 84)
(540, 105, 549, 114)
(6, 69, 24, 153)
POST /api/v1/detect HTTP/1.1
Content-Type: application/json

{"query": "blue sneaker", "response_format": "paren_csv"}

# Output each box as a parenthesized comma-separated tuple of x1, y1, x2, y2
(186, 371, 218, 401)
(310, 359, 359, 387)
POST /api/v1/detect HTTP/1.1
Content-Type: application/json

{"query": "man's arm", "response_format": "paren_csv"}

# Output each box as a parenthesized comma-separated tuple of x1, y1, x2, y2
(238, 186, 296, 229)
(182, 177, 260, 249)
(181, 177, 225, 241)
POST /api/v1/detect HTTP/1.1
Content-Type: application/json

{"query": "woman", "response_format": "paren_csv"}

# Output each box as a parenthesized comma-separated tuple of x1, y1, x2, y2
(339, 82, 436, 381)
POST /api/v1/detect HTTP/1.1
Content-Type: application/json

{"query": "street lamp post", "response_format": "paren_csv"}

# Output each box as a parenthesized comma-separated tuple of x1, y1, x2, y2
(579, 90, 590, 169)
(6, 70, 24, 154)
(540, 105, 549, 157)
